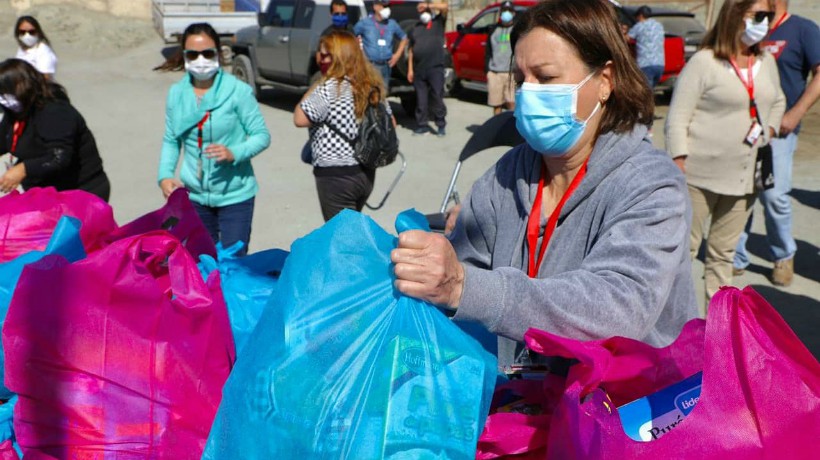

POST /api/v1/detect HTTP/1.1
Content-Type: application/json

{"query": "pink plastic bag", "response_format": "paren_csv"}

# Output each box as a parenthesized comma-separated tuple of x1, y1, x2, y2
(3, 232, 235, 459)
(478, 286, 820, 459)
(0, 187, 116, 262)
(0, 440, 18, 460)
(105, 188, 216, 259)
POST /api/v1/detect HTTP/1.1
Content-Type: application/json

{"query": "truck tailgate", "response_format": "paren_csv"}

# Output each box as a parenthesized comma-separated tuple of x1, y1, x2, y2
(152, 0, 257, 42)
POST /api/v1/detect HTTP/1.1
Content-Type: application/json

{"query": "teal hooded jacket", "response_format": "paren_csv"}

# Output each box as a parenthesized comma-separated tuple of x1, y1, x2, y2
(158, 70, 270, 207)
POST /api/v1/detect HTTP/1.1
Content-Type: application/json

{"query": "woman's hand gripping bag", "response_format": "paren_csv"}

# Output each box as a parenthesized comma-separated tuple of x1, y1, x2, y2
(515, 286, 820, 459)
(0, 187, 115, 262)
(105, 188, 217, 259)
(198, 241, 289, 355)
(2, 231, 236, 459)
(202, 210, 498, 460)
(0, 217, 86, 400)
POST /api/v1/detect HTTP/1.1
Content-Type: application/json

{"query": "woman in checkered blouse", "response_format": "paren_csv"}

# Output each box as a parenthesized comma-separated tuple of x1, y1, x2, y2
(294, 30, 395, 222)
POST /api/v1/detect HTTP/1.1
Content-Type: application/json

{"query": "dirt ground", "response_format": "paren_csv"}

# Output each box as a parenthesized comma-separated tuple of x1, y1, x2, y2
(1, 4, 818, 356)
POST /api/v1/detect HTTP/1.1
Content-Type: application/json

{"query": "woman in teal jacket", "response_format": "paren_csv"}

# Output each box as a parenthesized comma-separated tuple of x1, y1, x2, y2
(156, 23, 270, 256)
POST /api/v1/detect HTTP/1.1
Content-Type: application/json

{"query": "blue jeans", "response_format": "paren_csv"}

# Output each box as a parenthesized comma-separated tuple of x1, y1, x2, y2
(734, 133, 797, 268)
(193, 197, 255, 256)
(372, 62, 391, 91)
(640, 65, 664, 89)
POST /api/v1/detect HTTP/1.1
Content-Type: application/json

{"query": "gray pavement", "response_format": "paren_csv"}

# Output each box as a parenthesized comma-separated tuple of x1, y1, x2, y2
(1, 31, 817, 357)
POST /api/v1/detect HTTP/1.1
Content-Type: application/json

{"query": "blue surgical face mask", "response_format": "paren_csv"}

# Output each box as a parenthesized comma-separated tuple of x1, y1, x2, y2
(514, 72, 601, 157)
(332, 13, 349, 28)
(500, 11, 514, 24)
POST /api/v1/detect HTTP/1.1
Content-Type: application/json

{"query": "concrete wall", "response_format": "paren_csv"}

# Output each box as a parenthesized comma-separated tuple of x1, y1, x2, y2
(9, 0, 152, 19)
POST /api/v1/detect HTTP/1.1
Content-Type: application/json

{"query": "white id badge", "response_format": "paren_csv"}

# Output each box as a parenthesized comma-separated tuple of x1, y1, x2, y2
(744, 120, 763, 146)
(377, 38, 387, 47)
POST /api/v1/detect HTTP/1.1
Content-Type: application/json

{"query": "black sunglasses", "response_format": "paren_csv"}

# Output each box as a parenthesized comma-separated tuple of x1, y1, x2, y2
(17, 29, 36, 36)
(332, 12, 347, 17)
(183, 48, 218, 61)
(751, 11, 775, 23)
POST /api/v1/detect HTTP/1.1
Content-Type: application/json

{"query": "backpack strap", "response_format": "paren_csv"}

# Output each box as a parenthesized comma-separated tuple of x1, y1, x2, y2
(324, 120, 357, 148)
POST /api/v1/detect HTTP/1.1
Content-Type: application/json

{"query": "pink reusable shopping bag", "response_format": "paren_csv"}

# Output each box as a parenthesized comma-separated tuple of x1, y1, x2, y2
(0, 440, 18, 460)
(504, 286, 820, 459)
(104, 188, 216, 259)
(0, 187, 116, 262)
(2, 231, 235, 459)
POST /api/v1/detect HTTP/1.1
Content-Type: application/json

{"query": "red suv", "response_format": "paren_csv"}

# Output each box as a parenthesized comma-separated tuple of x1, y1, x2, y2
(446, 1, 688, 94)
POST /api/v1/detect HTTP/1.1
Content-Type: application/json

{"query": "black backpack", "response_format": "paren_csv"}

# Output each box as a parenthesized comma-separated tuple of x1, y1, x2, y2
(327, 87, 399, 169)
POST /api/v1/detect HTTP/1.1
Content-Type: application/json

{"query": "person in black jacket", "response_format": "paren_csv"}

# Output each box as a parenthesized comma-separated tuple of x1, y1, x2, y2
(0, 58, 110, 200)
(407, 1, 449, 136)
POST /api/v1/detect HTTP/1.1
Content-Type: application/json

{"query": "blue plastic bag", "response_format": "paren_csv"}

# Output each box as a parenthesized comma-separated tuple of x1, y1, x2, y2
(203, 210, 498, 459)
(198, 242, 289, 356)
(0, 217, 86, 399)
(0, 396, 21, 458)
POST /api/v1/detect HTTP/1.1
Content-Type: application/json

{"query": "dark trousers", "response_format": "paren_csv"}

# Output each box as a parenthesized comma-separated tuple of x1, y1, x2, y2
(193, 196, 255, 256)
(314, 166, 375, 222)
(413, 66, 447, 129)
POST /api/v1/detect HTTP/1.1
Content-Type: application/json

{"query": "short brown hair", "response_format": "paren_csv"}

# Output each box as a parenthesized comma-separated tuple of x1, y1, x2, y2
(701, 0, 774, 60)
(511, 0, 654, 134)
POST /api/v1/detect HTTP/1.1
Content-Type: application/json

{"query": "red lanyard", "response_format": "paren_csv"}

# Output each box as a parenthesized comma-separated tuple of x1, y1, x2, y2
(196, 112, 210, 150)
(769, 12, 788, 34)
(526, 158, 589, 278)
(729, 56, 757, 120)
(10, 120, 25, 154)
(372, 17, 386, 37)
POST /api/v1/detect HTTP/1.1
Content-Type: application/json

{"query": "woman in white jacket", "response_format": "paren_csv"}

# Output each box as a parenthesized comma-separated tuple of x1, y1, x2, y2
(14, 16, 58, 80)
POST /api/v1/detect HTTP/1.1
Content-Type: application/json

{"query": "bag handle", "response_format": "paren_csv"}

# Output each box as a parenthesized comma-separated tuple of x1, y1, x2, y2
(125, 232, 211, 308)
(523, 319, 706, 403)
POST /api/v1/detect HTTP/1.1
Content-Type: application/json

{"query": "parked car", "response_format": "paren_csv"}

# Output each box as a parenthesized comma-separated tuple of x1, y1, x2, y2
(152, 0, 258, 43)
(230, 0, 368, 97)
(446, 1, 692, 95)
(622, 6, 706, 61)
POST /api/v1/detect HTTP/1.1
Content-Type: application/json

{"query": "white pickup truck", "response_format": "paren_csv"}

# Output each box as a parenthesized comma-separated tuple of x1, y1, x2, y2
(151, 0, 263, 43)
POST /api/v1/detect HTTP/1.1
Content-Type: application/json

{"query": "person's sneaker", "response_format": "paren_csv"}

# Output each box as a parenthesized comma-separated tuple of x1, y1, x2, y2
(732, 267, 745, 276)
(413, 126, 431, 136)
(771, 258, 794, 287)
(436, 126, 446, 137)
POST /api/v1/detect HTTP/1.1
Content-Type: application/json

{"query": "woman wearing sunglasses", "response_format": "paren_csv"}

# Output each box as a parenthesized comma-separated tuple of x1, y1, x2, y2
(0, 59, 110, 199)
(155, 22, 270, 256)
(666, 0, 785, 312)
(13, 16, 57, 80)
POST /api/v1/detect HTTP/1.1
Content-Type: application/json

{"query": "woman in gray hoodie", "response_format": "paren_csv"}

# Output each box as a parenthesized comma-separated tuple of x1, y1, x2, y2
(391, 0, 698, 368)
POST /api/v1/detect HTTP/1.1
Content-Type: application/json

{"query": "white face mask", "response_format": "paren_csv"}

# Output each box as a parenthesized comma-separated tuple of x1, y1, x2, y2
(19, 33, 39, 48)
(184, 56, 220, 81)
(379, 7, 391, 20)
(741, 17, 769, 46)
(420, 12, 432, 24)
(0, 94, 22, 113)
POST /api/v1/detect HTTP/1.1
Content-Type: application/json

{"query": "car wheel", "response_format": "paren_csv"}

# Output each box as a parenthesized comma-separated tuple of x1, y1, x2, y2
(233, 54, 258, 99)
(400, 94, 417, 117)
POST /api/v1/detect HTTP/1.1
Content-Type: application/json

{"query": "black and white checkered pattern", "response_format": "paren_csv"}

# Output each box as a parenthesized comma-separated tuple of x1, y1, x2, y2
(300, 78, 392, 167)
